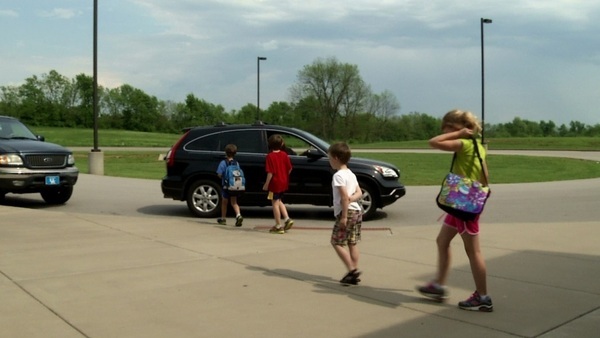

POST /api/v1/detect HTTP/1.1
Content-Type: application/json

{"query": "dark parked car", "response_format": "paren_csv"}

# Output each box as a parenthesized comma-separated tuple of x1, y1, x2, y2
(0, 116, 78, 204)
(161, 122, 406, 220)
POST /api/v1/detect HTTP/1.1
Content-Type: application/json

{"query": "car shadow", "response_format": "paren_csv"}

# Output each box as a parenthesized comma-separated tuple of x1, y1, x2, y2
(0, 195, 50, 209)
(137, 204, 390, 222)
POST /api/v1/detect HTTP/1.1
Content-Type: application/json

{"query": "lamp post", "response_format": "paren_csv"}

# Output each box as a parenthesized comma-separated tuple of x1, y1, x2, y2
(88, 0, 104, 175)
(481, 18, 492, 145)
(93, 0, 99, 151)
(257, 56, 267, 121)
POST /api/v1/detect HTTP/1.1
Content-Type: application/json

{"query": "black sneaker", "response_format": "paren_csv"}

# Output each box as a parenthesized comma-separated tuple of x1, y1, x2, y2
(235, 215, 243, 227)
(340, 269, 361, 285)
(458, 291, 493, 312)
(283, 218, 294, 231)
(217, 218, 226, 225)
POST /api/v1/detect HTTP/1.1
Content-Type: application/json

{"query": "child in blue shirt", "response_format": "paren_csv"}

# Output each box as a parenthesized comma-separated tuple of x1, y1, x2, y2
(216, 144, 243, 226)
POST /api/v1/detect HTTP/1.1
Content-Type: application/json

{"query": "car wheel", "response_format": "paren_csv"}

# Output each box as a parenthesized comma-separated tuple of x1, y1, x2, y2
(358, 181, 378, 221)
(40, 186, 73, 204)
(186, 179, 221, 218)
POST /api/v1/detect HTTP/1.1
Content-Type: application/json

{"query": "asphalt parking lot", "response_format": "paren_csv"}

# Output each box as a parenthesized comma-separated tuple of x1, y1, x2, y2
(0, 151, 599, 337)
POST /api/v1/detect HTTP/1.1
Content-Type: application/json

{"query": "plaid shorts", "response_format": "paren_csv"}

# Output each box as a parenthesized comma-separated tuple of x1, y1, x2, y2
(330, 209, 362, 246)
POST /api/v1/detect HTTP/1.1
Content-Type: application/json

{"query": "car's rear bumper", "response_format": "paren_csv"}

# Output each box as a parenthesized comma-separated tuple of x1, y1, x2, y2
(161, 176, 184, 200)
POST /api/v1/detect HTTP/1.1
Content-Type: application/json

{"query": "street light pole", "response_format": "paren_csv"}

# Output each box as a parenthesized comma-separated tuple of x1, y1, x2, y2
(88, 0, 104, 175)
(257, 56, 267, 122)
(93, 0, 99, 151)
(481, 18, 492, 144)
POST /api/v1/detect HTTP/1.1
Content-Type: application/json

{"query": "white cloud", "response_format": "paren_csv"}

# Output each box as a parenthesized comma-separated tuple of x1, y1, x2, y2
(0, 10, 18, 17)
(1, 0, 599, 125)
(39, 8, 79, 19)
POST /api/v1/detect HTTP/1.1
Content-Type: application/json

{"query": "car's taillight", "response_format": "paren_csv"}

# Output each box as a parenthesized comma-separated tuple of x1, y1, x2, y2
(167, 131, 190, 167)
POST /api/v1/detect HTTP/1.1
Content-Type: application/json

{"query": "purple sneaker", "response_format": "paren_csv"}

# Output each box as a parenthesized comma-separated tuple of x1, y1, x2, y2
(458, 291, 493, 312)
(417, 282, 448, 300)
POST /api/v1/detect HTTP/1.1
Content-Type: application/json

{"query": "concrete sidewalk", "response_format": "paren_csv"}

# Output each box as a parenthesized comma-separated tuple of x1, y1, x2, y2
(0, 206, 598, 337)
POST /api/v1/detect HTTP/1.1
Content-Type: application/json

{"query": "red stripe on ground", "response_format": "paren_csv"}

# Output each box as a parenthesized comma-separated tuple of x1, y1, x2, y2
(253, 226, 391, 232)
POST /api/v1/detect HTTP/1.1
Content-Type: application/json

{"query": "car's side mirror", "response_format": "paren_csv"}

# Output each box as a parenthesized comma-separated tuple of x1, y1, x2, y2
(305, 148, 324, 159)
(37, 135, 45, 142)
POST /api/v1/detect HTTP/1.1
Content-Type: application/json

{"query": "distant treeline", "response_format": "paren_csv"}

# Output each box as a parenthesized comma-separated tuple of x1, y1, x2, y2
(1, 70, 598, 142)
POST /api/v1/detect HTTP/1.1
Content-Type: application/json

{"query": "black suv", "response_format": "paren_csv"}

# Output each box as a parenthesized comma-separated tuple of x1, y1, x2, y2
(0, 116, 78, 204)
(161, 123, 406, 220)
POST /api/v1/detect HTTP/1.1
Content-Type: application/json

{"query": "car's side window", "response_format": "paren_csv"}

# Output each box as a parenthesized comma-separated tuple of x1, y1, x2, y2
(8, 121, 32, 138)
(0, 123, 9, 138)
(266, 131, 315, 156)
(223, 130, 263, 153)
(186, 130, 263, 153)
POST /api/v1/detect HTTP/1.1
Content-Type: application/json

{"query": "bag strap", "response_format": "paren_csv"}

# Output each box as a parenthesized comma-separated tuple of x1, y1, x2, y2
(448, 153, 457, 172)
(471, 137, 490, 187)
(448, 138, 489, 187)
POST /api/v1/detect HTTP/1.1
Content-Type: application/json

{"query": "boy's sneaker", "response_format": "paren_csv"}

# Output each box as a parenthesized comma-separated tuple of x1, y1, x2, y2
(340, 269, 361, 285)
(458, 291, 493, 312)
(417, 282, 448, 300)
(217, 218, 227, 225)
(269, 226, 284, 234)
(235, 215, 243, 227)
(284, 218, 294, 231)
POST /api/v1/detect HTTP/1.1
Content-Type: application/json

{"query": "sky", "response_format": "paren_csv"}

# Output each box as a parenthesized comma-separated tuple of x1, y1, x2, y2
(1, 0, 599, 126)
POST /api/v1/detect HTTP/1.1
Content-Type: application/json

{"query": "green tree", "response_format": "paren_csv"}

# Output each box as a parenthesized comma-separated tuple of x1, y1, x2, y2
(364, 90, 400, 141)
(263, 101, 295, 126)
(289, 96, 323, 136)
(558, 124, 569, 136)
(99, 84, 160, 131)
(584, 123, 600, 136)
(170, 94, 226, 129)
(290, 57, 371, 139)
(504, 117, 529, 137)
(569, 121, 587, 136)
(235, 104, 259, 124)
(40, 70, 73, 125)
(17, 75, 48, 125)
(66, 73, 95, 128)
(0, 85, 21, 117)
(539, 120, 557, 136)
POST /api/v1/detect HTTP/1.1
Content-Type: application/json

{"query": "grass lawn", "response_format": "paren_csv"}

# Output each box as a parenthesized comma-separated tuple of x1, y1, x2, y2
(34, 126, 599, 185)
(73, 150, 600, 186)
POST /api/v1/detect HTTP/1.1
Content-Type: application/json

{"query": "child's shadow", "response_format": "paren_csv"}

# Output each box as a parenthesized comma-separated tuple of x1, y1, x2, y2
(246, 266, 418, 309)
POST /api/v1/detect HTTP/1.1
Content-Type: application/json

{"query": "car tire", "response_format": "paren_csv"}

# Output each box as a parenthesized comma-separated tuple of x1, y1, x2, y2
(358, 181, 378, 221)
(186, 179, 221, 218)
(40, 186, 73, 204)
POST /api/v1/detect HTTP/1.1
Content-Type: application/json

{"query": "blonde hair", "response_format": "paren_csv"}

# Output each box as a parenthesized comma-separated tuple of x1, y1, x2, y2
(442, 109, 482, 135)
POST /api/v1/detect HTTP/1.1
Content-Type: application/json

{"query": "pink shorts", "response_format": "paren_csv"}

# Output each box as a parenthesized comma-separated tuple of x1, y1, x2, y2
(443, 214, 480, 235)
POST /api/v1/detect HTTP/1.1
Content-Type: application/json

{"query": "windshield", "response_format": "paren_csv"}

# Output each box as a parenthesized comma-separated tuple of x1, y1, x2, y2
(0, 119, 38, 140)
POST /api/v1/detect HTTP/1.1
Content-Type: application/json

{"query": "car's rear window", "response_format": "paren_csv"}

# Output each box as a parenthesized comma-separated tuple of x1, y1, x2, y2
(185, 130, 265, 153)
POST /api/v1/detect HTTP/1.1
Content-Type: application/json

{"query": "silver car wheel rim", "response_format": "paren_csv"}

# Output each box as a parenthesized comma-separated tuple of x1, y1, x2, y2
(360, 188, 372, 214)
(193, 185, 219, 213)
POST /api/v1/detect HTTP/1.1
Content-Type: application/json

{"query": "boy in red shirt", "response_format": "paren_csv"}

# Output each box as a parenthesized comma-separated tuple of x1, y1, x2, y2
(262, 134, 294, 234)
